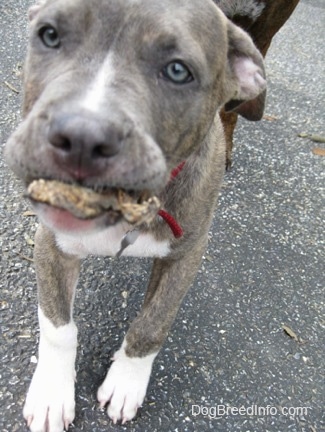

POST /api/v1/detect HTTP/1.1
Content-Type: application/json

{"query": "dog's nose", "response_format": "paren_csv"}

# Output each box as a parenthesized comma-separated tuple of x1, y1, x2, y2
(48, 112, 126, 179)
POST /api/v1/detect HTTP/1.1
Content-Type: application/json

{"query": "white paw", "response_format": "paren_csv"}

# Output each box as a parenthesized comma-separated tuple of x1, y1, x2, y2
(97, 343, 157, 424)
(24, 310, 77, 432)
(23, 363, 75, 432)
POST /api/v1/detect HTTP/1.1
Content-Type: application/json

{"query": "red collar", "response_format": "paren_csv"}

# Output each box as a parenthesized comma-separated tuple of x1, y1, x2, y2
(157, 162, 185, 238)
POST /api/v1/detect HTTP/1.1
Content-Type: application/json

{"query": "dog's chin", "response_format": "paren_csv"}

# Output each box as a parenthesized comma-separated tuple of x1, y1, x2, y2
(32, 202, 122, 236)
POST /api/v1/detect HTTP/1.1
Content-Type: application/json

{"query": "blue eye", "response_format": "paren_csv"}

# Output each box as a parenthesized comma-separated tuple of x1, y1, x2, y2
(39, 25, 60, 48)
(162, 61, 193, 84)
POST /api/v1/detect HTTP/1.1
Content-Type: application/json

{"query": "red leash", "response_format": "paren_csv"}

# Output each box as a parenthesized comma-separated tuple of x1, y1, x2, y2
(170, 161, 186, 180)
(158, 209, 183, 238)
(157, 162, 185, 238)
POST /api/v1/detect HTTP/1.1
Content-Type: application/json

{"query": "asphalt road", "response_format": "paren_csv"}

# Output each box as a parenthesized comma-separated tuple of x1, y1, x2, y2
(0, 1, 324, 431)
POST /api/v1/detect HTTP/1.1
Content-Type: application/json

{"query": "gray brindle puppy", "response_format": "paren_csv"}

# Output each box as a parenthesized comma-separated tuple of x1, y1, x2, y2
(5, 0, 266, 430)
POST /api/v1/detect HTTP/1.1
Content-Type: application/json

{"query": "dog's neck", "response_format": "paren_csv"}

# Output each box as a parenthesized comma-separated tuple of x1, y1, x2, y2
(157, 161, 186, 238)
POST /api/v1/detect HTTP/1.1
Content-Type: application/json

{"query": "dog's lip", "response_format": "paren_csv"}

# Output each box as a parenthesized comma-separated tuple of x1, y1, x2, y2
(31, 201, 122, 233)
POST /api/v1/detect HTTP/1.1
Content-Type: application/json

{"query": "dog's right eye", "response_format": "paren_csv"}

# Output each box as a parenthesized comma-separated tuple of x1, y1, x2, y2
(39, 25, 60, 48)
(161, 61, 193, 85)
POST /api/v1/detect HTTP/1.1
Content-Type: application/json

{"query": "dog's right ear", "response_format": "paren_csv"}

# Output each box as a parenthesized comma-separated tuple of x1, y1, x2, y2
(223, 20, 267, 121)
(28, 0, 47, 21)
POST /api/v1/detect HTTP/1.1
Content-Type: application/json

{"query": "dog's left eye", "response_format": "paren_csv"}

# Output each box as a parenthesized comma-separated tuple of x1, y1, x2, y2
(39, 25, 61, 48)
(162, 61, 193, 84)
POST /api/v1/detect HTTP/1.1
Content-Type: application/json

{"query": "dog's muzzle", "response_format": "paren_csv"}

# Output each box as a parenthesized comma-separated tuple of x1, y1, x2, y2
(47, 110, 132, 181)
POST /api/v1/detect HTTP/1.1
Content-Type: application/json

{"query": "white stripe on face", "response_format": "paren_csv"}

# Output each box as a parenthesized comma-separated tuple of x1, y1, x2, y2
(82, 53, 116, 112)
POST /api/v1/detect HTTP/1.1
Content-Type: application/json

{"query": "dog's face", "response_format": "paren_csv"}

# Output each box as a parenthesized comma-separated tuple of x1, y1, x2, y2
(5, 0, 265, 231)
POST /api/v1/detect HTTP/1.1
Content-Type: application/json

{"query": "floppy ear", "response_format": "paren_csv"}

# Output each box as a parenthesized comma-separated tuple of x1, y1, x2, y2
(223, 21, 266, 121)
(28, 0, 47, 21)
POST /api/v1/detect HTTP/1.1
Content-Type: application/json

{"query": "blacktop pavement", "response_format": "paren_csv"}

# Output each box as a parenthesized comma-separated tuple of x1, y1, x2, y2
(0, 0, 324, 431)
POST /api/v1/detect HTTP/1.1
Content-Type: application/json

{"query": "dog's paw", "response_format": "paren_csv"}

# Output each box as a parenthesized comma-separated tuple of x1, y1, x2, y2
(23, 362, 75, 432)
(97, 344, 157, 424)
(24, 312, 78, 432)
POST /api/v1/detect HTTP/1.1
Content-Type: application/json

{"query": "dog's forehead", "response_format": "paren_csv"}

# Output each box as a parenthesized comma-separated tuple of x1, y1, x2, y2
(38, 0, 225, 37)
(43, 0, 218, 14)
(35, 0, 227, 72)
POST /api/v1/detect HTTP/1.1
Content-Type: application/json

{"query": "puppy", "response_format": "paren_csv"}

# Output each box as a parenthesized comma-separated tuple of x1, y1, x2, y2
(5, 0, 266, 430)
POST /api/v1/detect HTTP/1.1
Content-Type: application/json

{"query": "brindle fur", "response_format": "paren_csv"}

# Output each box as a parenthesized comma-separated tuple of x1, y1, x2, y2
(5, 0, 266, 427)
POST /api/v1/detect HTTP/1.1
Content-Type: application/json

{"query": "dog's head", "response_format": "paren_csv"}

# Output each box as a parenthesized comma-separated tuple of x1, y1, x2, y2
(6, 0, 265, 231)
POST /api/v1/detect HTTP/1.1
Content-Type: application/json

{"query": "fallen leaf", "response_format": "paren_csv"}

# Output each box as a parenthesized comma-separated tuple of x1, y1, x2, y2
(17, 253, 34, 263)
(4, 80, 19, 94)
(310, 134, 325, 143)
(263, 114, 278, 121)
(312, 147, 325, 156)
(282, 324, 299, 342)
(23, 210, 36, 217)
(298, 132, 325, 144)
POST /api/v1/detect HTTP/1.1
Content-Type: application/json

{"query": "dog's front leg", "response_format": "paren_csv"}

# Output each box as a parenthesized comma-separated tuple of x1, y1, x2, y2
(98, 243, 206, 424)
(24, 224, 80, 432)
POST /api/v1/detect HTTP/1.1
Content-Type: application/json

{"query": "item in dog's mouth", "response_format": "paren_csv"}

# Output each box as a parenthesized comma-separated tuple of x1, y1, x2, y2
(26, 179, 161, 225)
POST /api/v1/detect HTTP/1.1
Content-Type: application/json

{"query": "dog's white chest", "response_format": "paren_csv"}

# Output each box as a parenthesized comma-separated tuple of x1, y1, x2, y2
(56, 224, 170, 258)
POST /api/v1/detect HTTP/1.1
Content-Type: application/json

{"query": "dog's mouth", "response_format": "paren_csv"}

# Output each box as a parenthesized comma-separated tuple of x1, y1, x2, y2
(26, 179, 161, 228)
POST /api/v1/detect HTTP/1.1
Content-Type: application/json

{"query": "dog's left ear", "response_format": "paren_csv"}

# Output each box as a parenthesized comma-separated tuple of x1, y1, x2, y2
(223, 21, 266, 121)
